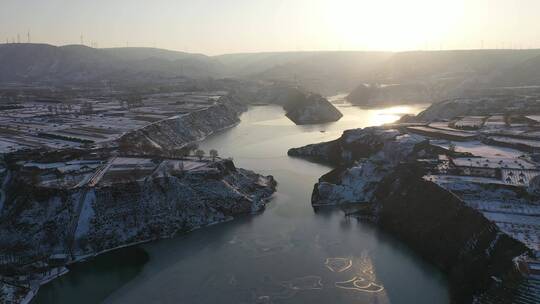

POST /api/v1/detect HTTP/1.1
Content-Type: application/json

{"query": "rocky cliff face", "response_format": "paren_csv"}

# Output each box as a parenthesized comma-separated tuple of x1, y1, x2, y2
(311, 133, 425, 206)
(288, 127, 401, 165)
(0, 158, 276, 303)
(374, 165, 528, 303)
(116, 96, 246, 155)
(289, 127, 531, 303)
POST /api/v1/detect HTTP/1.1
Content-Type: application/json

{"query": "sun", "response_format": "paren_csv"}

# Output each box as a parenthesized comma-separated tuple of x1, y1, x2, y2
(319, 0, 464, 51)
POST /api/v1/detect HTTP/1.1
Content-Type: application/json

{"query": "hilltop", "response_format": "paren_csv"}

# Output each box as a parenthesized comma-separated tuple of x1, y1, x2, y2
(3, 44, 540, 102)
(0, 43, 224, 84)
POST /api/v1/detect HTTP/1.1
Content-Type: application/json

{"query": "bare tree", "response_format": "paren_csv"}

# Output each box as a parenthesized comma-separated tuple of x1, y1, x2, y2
(209, 149, 219, 162)
(176, 148, 188, 159)
(195, 149, 205, 161)
(448, 142, 456, 153)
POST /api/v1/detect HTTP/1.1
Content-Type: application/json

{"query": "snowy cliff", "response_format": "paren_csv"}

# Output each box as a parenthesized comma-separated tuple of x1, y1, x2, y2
(116, 96, 246, 155)
(288, 127, 401, 165)
(289, 127, 532, 303)
(311, 133, 425, 206)
(0, 157, 276, 303)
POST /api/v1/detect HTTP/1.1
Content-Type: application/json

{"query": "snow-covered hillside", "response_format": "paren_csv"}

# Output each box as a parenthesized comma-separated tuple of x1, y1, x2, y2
(0, 157, 276, 303)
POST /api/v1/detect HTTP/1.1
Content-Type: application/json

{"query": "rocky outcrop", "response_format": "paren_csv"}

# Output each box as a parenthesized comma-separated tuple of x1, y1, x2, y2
(283, 93, 343, 125)
(288, 127, 401, 165)
(256, 85, 343, 125)
(311, 133, 425, 206)
(0, 158, 276, 303)
(289, 127, 531, 303)
(289, 127, 427, 206)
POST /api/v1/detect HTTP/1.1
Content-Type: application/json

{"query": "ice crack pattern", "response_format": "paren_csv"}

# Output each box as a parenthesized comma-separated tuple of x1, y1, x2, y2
(250, 254, 384, 303)
(325, 258, 353, 273)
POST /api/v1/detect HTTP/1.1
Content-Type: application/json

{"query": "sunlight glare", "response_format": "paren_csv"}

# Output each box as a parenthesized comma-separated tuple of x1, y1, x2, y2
(321, 0, 465, 51)
(368, 106, 419, 126)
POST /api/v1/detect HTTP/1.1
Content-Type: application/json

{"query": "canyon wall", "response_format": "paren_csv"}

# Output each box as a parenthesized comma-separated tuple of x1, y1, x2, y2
(289, 127, 531, 303)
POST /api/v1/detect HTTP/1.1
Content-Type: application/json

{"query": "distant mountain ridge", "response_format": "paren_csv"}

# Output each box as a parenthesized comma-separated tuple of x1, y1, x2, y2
(216, 49, 540, 95)
(2, 44, 540, 96)
(0, 43, 223, 84)
(500, 53, 540, 85)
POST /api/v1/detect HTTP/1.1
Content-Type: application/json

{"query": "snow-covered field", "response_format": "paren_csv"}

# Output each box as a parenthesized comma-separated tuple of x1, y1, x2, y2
(0, 91, 228, 154)
(430, 140, 524, 158)
(425, 173, 540, 251)
(407, 126, 477, 139)
(489, 136, 540, 148)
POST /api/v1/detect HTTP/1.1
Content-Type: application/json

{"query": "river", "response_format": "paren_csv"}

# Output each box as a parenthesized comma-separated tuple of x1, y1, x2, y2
(33, 98, 449, 304)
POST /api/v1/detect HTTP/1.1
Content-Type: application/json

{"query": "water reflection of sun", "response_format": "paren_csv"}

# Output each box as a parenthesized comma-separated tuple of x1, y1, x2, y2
(326, 253, 390, 301)
(368, 105, 421, 126)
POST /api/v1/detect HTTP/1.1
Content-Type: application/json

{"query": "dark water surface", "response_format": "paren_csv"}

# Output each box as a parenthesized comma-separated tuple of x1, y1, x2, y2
(35, 101, 449, 304)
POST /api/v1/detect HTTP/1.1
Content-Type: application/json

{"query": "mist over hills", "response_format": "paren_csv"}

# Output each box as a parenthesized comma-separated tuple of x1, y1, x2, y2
(501, 53, 540, 85)
(0, 43, 223, 84)
(2, 43, 540, 97)
(221, 49, 540, 95)
(222, 51, 395, 95)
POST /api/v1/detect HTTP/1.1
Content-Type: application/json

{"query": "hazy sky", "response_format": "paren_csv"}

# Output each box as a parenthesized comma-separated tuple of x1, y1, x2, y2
(1, 0, 539, 55)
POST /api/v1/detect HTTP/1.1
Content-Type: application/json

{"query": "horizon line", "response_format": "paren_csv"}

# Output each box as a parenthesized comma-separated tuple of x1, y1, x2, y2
(2, 42, 540, 57)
